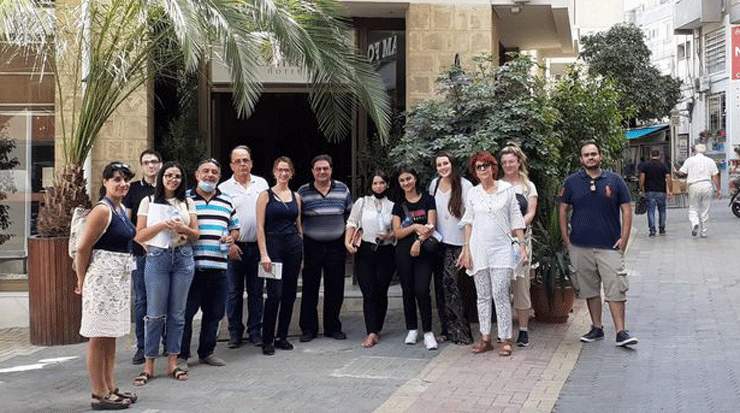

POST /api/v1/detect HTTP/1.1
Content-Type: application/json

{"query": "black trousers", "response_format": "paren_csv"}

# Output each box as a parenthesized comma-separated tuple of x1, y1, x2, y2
(299, 237, 346, 335)
(261, 233, 303, 345)
(355, 242, 395, 335)
(432, 247, 448, 335)
(395, 241, 434, 333)
(181, 269, 227, 360)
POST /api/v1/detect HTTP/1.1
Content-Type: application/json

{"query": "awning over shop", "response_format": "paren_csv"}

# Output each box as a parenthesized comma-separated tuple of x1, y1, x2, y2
(625, 124, 669, 140)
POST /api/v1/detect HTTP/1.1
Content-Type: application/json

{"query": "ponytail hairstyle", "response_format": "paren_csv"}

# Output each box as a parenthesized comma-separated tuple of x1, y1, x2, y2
(434, 152, 464, 219)
(499, 143, 531, 190)
(98, 161, 134, 200)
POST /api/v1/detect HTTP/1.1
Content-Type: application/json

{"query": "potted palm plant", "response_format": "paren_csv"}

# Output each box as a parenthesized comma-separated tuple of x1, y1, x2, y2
(530, 196, 575, 324)
(2, 0, 390, 345)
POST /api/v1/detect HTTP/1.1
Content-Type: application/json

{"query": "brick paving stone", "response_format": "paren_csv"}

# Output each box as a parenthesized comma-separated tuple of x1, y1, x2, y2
(555, 201, 740, 413)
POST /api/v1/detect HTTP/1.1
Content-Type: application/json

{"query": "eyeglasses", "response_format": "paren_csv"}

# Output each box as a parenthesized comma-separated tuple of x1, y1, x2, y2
(141, 160, 161, 166)
(232, 158, 252, 165)
(590, 179, 596, 192)
(475, 163, 493, 171)
(164, 173, 182, 180)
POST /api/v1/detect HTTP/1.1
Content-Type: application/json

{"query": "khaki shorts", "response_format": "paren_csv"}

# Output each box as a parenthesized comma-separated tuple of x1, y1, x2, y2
(568, 245, 628, 302)
(512, 271, 531, 310)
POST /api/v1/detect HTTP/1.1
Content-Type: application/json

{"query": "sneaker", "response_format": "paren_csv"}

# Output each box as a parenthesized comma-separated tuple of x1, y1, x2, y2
(132, 348, 145, 365)
(516, 330, 529, 347)
(616, 330, 639, 347)
(404, 330, 418, 345)
(691, 224, 699, 237)
(423, 332, 438, 350)
(299, 332, 317, 343)
(700, 233, 708, 238)
(580, 326, 604, 343)
(199, 355, 226, 366)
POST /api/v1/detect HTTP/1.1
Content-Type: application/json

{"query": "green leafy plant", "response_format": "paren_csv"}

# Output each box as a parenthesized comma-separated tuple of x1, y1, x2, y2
(0, 125, 20, 245)
(532, 196, 571, 305)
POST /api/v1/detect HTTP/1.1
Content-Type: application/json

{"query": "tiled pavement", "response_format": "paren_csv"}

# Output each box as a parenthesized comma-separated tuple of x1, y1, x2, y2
(555, 200, 740, 412)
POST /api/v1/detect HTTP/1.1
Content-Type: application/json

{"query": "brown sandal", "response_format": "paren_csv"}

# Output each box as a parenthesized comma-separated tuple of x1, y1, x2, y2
(170, 366, 189, 381)
(113, 387, 137, 403)
(132, 372, 151, 387)
(91, 393, 131, 410)
(498, 342, 513, 357)
(472, 339, 493, 354)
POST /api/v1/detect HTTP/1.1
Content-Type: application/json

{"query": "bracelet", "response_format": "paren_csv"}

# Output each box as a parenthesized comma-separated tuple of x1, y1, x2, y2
(511, 239, 520, 246)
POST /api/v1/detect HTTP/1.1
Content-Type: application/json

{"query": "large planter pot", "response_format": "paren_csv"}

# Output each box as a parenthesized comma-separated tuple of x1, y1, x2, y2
(28, 236, 84, 345)
(530, 283, 576, 324)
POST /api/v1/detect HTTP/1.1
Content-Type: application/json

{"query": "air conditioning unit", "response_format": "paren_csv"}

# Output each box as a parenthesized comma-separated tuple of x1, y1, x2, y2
(694, 75, 710, 92)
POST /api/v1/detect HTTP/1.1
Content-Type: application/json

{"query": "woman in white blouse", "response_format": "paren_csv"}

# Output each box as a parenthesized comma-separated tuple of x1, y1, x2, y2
(499, 144, 538, 348)
(458, 151, 527, 356)
(345, 171, 395, 348)
(429, 152, 474, 345)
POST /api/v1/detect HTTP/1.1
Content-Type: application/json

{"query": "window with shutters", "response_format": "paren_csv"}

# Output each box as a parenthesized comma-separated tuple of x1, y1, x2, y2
(704, 29, 726, 75)
(707, 93, 726, 135)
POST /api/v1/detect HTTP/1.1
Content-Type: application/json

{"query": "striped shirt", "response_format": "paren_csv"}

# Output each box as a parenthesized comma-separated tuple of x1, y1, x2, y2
(298, 180, 352, 241)
(187, 189, 240, 270)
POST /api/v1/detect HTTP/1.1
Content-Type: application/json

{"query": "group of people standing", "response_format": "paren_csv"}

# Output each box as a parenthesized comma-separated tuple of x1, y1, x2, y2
(73, 140, 640, 410)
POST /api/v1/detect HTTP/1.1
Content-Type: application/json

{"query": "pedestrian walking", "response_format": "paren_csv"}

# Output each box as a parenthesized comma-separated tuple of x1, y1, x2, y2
(75, 161, 138, 410)
(638, 150, 672, 236)
(428, 153, 474, 345)
(180, 159, 240, 367)
(297, 154, 352, 342)
(458, 152, 526, 357)
(678, 144, 721, 237)
(498, 144, 537, 348)
(219, 145, 270, 348)
(123, 149, 162, 365)
(133, 161, 199, 385)
(392, 166, 439, 350)
(256, 157, 304, 355)
(559, 141, 638, 347)
(345, 170, 395, 348)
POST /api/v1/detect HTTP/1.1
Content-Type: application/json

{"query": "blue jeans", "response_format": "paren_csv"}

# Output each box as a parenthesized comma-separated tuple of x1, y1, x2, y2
(144, 246, 195, 358)
(226, 242, 263, 341)
(645, 191, 667, 233)
(132, 255, 147, 350)
(181, 269, 228, 360)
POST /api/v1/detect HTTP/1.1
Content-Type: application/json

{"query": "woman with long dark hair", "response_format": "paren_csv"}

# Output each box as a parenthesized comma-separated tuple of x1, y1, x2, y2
(345, 170, 395, 348)
(392, 166, 439, 350)
(429, 153, 474, 345)
(75, 161, 137, 409)
(133, 161, 199, 385)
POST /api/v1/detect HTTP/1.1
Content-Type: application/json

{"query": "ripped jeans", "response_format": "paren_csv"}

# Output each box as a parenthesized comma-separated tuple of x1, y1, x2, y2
(144, 246, 195, 358)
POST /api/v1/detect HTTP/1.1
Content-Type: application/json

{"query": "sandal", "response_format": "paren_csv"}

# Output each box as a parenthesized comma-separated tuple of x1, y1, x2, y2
(498, 342, 513, 357)
(91, 393, 130, 410)
(113, 388, 137, 403)
(471, 339, 493, 354)
(170, 366, 189, 381)
(132, 372, 151, 387)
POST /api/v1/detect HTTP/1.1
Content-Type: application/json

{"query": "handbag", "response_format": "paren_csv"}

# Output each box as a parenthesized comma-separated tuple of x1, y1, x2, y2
(350, 197, 365, 248)
(635, 195, 647, 215)
(401, 202, 440, 255)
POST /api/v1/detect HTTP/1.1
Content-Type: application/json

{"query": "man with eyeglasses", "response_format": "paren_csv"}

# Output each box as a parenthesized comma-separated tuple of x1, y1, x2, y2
(297, 154, 353, 342)
(124, 149, 162, 365)
(218, 145, 269, 348)
(559, 141, 638, 348)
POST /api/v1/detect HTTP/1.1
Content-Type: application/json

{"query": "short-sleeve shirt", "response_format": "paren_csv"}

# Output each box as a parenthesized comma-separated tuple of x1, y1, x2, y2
(137, 196, 196, 248)
(428, 177, 473, 246)
(187, 189, 240, 271)
(218, 175, 269, 243)
(298, 180, 353, 242)
(124, 180, 155, 226)
(562, 170, 630, 249)
(392, 193, 436, 251)
(638, 160, 669, 193)
(679, 153, 719, 185)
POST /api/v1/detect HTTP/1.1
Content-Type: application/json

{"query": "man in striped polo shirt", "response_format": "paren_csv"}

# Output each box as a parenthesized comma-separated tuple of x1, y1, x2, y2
(559, 141, 638, 348)
(180, 159, 240, 367)
(298, 154, 353, 342)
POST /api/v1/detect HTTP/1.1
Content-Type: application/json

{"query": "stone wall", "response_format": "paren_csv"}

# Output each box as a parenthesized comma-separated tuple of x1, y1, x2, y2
(406, 3, 495, 107)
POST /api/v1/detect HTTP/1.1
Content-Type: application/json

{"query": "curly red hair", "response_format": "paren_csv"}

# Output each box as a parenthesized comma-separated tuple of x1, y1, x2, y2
(468, 151, 498, 181)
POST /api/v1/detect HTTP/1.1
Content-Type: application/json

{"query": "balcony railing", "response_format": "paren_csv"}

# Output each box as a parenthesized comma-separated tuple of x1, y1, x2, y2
(674, 0, 722, 34)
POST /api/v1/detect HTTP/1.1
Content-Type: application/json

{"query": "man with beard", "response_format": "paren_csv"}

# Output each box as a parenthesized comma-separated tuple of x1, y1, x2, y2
(559, 141, 638, 347)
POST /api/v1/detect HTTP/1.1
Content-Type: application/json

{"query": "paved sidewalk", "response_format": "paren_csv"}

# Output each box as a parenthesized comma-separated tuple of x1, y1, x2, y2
(555, 200, 740, 412)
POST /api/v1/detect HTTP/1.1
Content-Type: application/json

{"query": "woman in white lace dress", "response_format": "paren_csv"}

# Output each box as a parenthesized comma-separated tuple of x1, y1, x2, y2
(75, 162, 138, 410)
(458, 151, 527, 356)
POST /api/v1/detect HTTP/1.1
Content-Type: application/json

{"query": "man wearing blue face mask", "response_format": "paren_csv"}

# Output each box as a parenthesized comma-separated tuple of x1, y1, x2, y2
(179, 159, 240, 368)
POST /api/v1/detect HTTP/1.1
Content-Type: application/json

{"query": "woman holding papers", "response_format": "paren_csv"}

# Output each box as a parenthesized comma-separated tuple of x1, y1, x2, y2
(256, 157, 304, 356)
(133, 161, 199, 385)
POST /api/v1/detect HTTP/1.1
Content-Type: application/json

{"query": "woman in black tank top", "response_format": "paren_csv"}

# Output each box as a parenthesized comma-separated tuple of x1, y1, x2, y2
(256, 157, 304, 355)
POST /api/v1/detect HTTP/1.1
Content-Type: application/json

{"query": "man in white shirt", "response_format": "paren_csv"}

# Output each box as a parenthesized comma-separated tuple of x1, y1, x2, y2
(218, 145, 270, 347)
(678, 144, 721, 238)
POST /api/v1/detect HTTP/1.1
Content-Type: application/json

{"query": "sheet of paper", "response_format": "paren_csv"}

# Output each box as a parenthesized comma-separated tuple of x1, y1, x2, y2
(258, 262, 282, 280)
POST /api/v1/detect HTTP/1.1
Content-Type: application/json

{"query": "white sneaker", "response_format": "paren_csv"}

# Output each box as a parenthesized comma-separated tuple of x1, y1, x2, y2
(424, 332, 438, 350)
(404, 330, 418, 345)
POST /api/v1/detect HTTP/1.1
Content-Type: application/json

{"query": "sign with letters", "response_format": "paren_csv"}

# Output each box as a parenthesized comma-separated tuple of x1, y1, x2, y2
(367, 35, 398, 64)
(732, 26, 740, 80)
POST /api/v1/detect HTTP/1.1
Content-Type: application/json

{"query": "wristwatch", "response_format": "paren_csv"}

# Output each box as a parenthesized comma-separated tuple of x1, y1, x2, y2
(511, 239, 521, 246)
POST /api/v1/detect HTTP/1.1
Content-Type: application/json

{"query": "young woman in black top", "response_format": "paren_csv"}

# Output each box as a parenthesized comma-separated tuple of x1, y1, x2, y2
(392, 166, 439, 350)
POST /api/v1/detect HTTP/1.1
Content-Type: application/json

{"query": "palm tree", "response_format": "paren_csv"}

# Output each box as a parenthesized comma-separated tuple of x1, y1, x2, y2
(0, 0, 391, 236)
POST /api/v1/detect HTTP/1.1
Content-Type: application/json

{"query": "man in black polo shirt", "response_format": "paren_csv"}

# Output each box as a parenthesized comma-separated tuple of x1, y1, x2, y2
(638, 150, 672, 236)
(124, 149, 162, 364)
(559, 141, 638, 347)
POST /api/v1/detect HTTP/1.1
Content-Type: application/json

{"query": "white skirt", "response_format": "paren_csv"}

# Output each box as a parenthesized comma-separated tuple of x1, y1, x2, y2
(79, 249, 134, 338)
